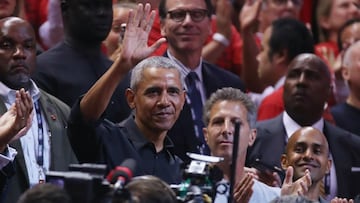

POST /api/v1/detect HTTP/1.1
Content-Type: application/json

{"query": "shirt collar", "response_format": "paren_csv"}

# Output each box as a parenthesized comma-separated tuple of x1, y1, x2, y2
(282, 111, 324, 139)
(120, 115, 175, 152)
(274, 76, 285, 90)
(166, 50, 203, 83)
(0, 80, 40, 105)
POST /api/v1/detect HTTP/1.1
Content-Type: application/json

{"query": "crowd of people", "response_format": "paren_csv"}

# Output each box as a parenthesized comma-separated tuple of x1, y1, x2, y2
(0, 0, 359, 202)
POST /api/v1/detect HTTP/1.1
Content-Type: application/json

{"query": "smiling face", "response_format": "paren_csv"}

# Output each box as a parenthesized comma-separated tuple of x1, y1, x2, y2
(126, 67, 185, 135)
(203, 100, 255, 163)
(160, 0, 211, 55)
(0, 17, 36, 90)
(281, 127, 331, 184)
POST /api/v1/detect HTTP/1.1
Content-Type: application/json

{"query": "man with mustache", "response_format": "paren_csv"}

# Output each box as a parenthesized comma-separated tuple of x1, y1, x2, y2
(0, 17, 78, 202)
(247, 53, 360, 200)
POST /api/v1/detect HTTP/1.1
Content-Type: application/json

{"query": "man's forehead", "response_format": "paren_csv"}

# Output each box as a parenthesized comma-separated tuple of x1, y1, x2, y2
(0, 18, 33, 35)
(292, 131, 326, 146)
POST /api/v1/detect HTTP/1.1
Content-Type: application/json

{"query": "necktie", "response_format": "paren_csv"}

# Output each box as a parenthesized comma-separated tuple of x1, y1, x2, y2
(186, 72, 210, 155)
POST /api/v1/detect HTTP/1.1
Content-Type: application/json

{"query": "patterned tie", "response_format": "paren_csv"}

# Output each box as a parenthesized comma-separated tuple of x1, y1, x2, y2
(186, 72, 210, 155)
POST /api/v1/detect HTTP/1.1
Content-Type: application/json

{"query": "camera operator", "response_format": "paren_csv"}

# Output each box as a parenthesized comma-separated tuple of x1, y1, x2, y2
(202, 87, 311, 203)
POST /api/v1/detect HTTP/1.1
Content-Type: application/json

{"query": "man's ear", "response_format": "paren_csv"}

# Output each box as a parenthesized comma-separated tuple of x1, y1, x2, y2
(203, 128, 209, 144)
(248, 128, 257, 146)
(281, 154, 288, 170)
(125, 88, 136, 109)
(342, 67, 350, 81)
(326, 159, 332, 174)
(273, 49, 288, 68)
(160, 19, 166, 37)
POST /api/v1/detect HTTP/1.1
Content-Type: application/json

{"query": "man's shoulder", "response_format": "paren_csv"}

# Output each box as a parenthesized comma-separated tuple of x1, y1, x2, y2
(39, 89, 70, 116)
(202, 61, 245, 89)
(256, 115, 283, 129)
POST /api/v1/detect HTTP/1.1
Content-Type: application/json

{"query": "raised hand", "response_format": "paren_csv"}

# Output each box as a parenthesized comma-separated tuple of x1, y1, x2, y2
(239, 0, 262, 32)
(281, 166, 311, 196)
(0, 88, 33, 151)
(233, 173, 254, 203)
(215, 0, 232, 39)
(331, 197, 354, 203)
(119, 3, 166, 69)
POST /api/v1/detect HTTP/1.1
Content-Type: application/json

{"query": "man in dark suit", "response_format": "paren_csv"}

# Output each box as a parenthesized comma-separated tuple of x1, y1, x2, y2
(32, 0, 126, 123)
(0, 17, 78, 202)
(247, 53, 360, 200)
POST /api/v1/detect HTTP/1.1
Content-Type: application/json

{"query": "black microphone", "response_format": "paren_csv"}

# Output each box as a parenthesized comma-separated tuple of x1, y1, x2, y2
(106, 158, 136, 190)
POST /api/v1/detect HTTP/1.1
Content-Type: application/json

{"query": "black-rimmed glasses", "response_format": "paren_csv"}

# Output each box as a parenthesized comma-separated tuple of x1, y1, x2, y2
(167, 9, 209, 22)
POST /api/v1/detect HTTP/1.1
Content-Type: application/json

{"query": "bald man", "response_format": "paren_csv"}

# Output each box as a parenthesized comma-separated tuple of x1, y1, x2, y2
(281, 127, 331, 202)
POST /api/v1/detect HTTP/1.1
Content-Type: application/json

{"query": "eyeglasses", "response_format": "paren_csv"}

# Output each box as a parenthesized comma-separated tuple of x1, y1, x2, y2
(270, 0, 303, 6)
(167, 9, 209, 22)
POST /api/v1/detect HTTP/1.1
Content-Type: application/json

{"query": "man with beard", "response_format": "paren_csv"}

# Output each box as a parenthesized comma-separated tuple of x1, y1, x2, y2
(0, 17, 77, 202)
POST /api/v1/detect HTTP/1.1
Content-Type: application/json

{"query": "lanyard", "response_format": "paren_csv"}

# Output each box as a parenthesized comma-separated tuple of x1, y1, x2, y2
(34, 101, 45, 182)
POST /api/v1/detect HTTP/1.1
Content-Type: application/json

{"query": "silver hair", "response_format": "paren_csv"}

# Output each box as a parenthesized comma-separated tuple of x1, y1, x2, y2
(203, 87, 257, 129)
(130, 56, 185, 90)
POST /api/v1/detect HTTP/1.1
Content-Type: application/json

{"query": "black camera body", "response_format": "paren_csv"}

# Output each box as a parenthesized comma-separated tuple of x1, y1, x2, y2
(46, 163, 113, 203)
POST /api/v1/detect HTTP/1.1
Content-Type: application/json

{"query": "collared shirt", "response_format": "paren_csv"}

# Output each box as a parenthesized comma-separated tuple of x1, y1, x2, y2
(68, 101, 183, 184)
(0, 146, 17, 169)
(282, 112, 337, 201)
(0, 80, 50, 187)
(167, 50, 206, 104)
(249, 76, 285, 107)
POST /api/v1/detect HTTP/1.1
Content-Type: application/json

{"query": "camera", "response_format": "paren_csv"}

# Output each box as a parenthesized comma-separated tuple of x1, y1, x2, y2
(170, 153, 224, 203)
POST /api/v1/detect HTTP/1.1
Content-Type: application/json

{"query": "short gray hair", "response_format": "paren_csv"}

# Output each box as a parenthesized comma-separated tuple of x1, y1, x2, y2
(130, 56, 185, 90)
(203, 87, 257, 128)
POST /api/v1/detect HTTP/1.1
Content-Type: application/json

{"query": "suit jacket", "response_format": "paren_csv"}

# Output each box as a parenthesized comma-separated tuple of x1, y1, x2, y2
(168, 61, 245, 162)
(33, 42, 125, 123)
(2, 89, 78, 203)
(246, 113, 360, 199)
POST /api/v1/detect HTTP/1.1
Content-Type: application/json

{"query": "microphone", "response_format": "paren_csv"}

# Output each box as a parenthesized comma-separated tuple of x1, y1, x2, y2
(106, 158, 136, 190)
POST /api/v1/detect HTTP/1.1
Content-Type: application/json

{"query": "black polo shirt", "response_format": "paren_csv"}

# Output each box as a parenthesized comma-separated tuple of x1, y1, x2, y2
(68, 102, 183, 184)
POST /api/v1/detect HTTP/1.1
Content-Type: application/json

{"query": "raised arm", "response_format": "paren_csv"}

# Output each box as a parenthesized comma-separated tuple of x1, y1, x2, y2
(239, 0, 266, 92)
(201, 0, 232, 64)
(80, 3, 166, 122)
